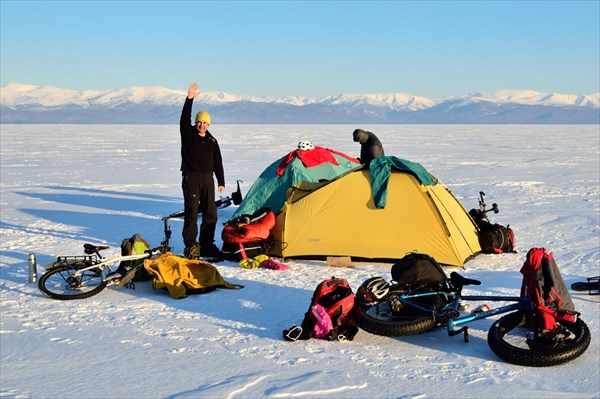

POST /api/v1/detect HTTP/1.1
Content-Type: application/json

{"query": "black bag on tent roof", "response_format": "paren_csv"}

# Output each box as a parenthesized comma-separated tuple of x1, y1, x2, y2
(391, 253, 448, 292)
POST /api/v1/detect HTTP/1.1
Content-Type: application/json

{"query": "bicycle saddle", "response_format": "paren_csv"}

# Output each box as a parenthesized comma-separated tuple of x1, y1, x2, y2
(83, 243, 110, 254)
(450, 272, 481, 290)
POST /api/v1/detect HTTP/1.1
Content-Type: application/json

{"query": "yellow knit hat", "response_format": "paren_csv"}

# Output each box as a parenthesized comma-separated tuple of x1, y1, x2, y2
(195, 111, 211, 124)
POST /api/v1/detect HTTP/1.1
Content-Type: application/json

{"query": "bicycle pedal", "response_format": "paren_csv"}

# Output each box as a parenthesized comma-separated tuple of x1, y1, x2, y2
(117, 273, 136, 288)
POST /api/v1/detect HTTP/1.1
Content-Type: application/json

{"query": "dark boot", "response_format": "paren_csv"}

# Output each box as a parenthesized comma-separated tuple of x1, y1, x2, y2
(199, 223, 223, 260)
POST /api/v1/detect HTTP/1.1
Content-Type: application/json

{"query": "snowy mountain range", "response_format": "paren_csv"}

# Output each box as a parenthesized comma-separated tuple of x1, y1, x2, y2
(1, 83, 598, 124)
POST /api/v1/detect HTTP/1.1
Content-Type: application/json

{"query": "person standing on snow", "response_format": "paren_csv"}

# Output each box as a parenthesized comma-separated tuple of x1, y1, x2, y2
(352, 128, 385, 166)
(179, 82, 225, 259)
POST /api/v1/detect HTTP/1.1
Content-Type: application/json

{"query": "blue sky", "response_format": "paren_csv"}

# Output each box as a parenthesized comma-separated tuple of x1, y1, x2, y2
(1, 0, 598, 98)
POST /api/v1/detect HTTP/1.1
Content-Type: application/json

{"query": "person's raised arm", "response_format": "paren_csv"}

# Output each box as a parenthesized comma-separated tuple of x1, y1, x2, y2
(188, 82, 201, 99)
(181, 83, 200, 129)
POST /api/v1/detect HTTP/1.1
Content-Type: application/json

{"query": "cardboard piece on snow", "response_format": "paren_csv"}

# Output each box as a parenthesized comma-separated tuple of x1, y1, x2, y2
(327, 256, 355, 268)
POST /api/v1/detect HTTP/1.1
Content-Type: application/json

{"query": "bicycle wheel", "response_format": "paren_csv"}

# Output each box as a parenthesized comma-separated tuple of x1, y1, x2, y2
(353, 293, 438, 337)
(38, 261, 107, 300)
(487, 311, 591, 366)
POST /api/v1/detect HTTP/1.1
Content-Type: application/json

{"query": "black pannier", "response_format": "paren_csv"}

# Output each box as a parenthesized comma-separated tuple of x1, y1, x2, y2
(477, 220, 515, 254)
(221, 240, 268, 261)
(469, 206, 515, 254)
(391, 252, 448, 292)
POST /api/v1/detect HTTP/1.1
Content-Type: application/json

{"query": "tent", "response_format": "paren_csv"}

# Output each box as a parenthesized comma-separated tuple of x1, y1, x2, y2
(231, 150, 481, 267)
(233, 146, 362, 218)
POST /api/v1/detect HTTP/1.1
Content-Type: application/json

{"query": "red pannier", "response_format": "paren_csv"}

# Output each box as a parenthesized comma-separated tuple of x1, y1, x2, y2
(221, 209, 275, 260)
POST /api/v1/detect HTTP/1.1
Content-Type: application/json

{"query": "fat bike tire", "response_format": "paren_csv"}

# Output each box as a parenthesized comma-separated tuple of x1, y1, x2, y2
(38, 262, 107, 300)
(353, 297, 437, 337)
(487, 311, 591, 367)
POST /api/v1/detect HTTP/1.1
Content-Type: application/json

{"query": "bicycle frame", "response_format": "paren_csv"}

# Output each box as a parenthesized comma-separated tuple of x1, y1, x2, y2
(69, 252, 152, 282)
(448, 294, 532, 339)
(395, 289, 533, 341)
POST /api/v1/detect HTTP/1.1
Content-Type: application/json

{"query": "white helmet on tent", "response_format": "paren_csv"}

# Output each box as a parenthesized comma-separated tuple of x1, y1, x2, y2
(297, 141, 315, 151)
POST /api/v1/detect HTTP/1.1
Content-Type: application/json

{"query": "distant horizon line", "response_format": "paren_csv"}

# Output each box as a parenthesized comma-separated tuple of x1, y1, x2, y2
(3, 82, 599, 100)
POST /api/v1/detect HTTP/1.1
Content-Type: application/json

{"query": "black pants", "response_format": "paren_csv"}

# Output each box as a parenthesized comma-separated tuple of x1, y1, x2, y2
(182, 172, 217, 248)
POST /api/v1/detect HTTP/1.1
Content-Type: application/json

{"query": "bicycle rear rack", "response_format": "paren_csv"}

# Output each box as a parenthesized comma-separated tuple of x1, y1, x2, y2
(45, 255, 98, 270)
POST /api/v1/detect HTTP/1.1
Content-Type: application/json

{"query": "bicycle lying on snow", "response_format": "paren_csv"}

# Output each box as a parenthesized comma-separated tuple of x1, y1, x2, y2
(38, 182, 245, 300)
(354, 269, 591, 367)
(38, 243, 168, 300)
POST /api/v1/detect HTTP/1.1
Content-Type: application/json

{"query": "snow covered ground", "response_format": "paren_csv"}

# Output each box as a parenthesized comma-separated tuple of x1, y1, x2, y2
(1, 124, 598, 399)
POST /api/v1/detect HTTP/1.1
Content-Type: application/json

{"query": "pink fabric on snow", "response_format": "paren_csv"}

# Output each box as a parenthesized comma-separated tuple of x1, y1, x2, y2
(311, 304, 333, 339)
(260, 259, 290, 270)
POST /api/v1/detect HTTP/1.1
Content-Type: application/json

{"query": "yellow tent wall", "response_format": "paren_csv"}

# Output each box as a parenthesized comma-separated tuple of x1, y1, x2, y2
(270, 169, 481, 267)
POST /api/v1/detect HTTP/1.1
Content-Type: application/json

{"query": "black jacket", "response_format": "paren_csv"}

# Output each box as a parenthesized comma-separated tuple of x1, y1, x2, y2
(179, 98, 225, 186)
